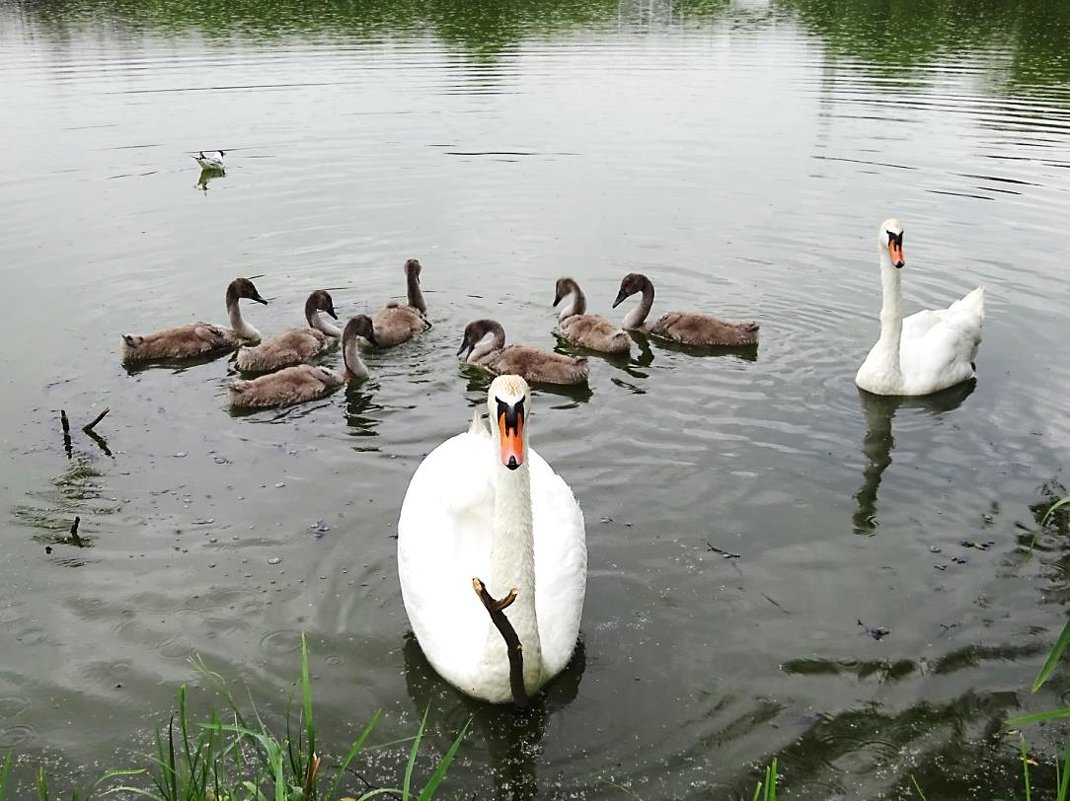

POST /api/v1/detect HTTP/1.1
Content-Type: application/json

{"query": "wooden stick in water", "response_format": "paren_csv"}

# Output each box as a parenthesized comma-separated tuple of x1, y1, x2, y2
(60, 410, 72, 458)
(69, 516, 83, 547)
(82, 407, 110, 434)
(472, 577, 528, 708)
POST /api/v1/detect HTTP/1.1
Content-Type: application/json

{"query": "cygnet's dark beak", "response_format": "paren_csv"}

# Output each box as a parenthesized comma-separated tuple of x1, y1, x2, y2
(457, 339, 473, 358)
(612, 288, 629, 308)
(252, 293, 269, 305)
(326, 305, 338, 320)
(553, 289, 564, 307)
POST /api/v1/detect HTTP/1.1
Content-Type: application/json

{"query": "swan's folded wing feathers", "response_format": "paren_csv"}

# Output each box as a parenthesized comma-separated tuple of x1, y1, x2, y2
(397, 431, 497, 668)
(529, 448, 587, 677)
(901, 308, 947, 341)
(193, 324, 233, 347)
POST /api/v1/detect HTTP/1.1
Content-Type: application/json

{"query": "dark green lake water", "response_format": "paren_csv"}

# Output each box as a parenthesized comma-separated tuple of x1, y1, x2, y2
(3, 0, 1070, 797)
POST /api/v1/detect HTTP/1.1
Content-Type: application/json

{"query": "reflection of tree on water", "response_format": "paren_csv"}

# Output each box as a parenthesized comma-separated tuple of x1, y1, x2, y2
(402, 632, 586, 801)
(737, 684, 1045, 798)
(852, 381, 975, 534)
(779, 0, 1070, 94)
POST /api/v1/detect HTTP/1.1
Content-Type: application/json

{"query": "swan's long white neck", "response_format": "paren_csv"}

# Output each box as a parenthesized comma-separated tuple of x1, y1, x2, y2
(482, 420, 543, 690)
(310, 311, 342, 338)
(871, 248, 904, 380)
(228, 299, 262, 342)
(342, 333, 370, 379)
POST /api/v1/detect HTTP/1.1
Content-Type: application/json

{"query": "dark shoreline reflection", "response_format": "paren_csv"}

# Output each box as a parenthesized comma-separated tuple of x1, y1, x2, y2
(12, 0, 1070, 96)
(852, 380, 976, 534)
(402, 632, 586, 801)
(777, 0, 1070, 94)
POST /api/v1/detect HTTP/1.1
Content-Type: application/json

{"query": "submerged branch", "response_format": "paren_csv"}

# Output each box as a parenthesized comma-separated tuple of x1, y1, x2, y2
(69, 516, 83, 547)
(82, 407, 110, 433)
(60, 409, 72, 459)
(472, 577, 528, 708)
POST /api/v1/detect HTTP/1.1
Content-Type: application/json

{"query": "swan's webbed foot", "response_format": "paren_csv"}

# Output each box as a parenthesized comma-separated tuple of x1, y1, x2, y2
(472, 577, 529, 708)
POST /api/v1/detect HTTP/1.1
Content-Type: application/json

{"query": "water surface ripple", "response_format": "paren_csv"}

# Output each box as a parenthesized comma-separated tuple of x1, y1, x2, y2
(3, 0, 1070, 798)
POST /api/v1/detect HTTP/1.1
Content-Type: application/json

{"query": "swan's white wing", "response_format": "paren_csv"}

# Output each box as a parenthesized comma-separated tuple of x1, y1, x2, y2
(901, 287, 985, 393)
(903, 286, 984, 343)
(901, 308, 947, 341)
(530, 448, 587, 677)
(397, 429, 497, 685)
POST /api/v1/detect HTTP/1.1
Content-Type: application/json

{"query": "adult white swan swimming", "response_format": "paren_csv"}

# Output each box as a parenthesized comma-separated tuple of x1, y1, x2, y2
(855, 218, 985, 397)
(397, 375, 587, 703)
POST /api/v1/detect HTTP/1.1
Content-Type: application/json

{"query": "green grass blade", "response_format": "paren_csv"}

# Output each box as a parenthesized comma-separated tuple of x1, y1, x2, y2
(1022, 736, 1033, 801)
(301, 635, 315, 764)
(910, 775, 928, 800)
(0, 752, 12, 801)
(356, 789, 406, 801)
(326, 710, 382, 801)
(417, 718, 469, 801)
(1033, 618, 1070, 692)
(166, 715, 177, 801)
(403, 706, 430, 800)
(177, 685, 193, 789)
(1008, 708, 1070, 726)
(101, 786, 167, 800)
(36, 765, 50, 801)
(1041, 497, 1070, 529)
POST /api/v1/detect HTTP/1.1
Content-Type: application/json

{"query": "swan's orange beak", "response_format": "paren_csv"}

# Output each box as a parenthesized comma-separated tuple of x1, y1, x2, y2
(498, 405, 525, 470)
(888, 240, 905, 269)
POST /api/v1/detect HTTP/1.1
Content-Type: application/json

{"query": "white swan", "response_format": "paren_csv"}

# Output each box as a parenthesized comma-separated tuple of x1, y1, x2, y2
(194, 150, 225, 172)
(856, 218, 985, 396)
(397, 375, 587, 704)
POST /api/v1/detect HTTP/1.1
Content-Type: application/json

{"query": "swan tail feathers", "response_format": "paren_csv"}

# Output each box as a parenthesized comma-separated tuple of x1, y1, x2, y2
(951, 285, 985, 317)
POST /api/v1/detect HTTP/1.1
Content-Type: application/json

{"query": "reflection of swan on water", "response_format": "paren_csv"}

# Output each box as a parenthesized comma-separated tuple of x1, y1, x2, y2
(401, 631, 586, 801)
(853, 381, 976, 534)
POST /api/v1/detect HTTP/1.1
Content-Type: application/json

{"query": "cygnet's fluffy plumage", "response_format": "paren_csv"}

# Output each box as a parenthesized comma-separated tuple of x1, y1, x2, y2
(235, 290, 341, 373)
(612, 272, 759, 347)
(372, 258, 431, 347)
(121, 277, 267, 363)
(458, 319, 588, 385)
(228, 315, 378, 409)
(553, 277, 631, 354)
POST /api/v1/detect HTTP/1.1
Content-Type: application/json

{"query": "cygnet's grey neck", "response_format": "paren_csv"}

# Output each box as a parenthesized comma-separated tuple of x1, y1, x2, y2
(407, 269, 426, 314)
(311, 310, 342, 338)
(622, 282, 654, 329)
(468, 329, 504, 362)
(228, 298, 261, 340)
(342, 332, 370, 379)
(558, 282, 587, 320)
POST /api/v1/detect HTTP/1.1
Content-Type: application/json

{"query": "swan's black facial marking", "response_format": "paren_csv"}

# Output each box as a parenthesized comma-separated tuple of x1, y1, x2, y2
(886, 230, 905, 269)
(496, 397, 524, 435)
